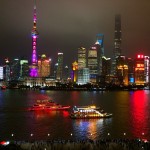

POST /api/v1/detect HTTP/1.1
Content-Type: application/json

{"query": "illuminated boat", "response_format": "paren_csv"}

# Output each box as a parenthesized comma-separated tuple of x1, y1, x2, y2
(70, 105, 112, 119)
(1, 85, 7, 90)
(29, 99, 70, 111)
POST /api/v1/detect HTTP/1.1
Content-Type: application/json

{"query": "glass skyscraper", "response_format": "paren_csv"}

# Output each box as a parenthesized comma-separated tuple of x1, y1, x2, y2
(112, 14, 122, 75)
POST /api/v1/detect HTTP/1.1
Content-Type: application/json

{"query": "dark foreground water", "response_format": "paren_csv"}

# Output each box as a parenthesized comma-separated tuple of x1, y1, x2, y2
(0, 89, 150, 141)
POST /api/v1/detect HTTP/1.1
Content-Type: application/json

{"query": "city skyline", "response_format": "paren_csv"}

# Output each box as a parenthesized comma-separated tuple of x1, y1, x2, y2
(1, 0, 150, 65)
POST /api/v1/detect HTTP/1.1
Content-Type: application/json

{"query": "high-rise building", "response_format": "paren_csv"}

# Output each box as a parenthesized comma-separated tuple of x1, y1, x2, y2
(63, 65, 70, 81)
(4, 58, 10, 82)
(134, 54, 145, 85)
(116, 55, 128, 86)
(96, 34, 104, 56)
(38, 54, 51, 77)
(102, 56, 111, 76)
(112, 14, 122, 75)
(134, 54, 149, 85)
(0, 67, 3, 80)
(144, 56, 149, 84)
(20, 59, 29, 79)
(10, 58, 20, 81)
(77, 68, 90, 85)
(78, 47, 87, 69)
(72, 61, 78, 82)
(30, 0, 39, 77)
(56, 53, 63, 80)
(87, 42, 101, 83)
(127, 58, 134, 84)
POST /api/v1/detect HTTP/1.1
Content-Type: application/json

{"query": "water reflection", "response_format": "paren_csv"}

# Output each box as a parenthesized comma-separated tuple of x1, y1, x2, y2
(72, 118, 112, 140)
(129, 90, 150, 139)
(32, 110, 70, 120)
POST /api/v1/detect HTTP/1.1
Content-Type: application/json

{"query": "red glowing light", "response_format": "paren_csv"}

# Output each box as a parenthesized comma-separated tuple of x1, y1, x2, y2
(137, 54, 144, 59)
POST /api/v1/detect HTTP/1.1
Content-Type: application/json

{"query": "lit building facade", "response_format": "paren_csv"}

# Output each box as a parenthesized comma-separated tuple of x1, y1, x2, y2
(127, 58, 134, 84)
(77, 68, 90, 85)
(0, 67, 3, 80)
(96, 34, 104, 57)
(4, 58, 10, 82)
(63, 65, 70, 82)
(112, 14, 122, 75)
(56, 53, 63, 80)
(30, 1, 39, 77)
(134, 54, 149, 85)
(38, 54, 51, 77)
(20, 59, 29, 79)
(10, 58, 20, 81)
(87, 42, 101, 83)
(116, 55, 128, 86)
(144, 56, 149, 84)
(102, 56, 111, 76)
(72, 61, 78, 82)
(78, 47, 87, 69)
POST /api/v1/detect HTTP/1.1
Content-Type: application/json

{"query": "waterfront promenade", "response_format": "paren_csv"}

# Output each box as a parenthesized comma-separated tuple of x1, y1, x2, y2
(1, 139, 150, 150)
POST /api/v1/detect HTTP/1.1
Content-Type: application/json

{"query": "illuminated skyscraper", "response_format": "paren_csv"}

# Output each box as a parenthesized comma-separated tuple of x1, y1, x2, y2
(4, 58, 10, 82)
(38, 54, 51, 77)
(134, 54, 145, 85)
(56, 53, 63, 80)
(10, 58, 20, 81)
(116, 55, 128, 86)
(87, 43, 101, 83)
(0, 67, 3, 80)
(20, 59, 29, 79)
(72, 61, 78, 82)
(144, 56, 149, 84)
(112, 14, 122, 75)
(78, 47, 87, 69)
(96, 34, 104, 57)
(30, 0, 39, 77)
(134, 54, 149, 85)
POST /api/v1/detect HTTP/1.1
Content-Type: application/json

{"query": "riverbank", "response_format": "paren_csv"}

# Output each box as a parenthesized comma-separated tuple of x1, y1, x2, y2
(1, 139, 150, 150)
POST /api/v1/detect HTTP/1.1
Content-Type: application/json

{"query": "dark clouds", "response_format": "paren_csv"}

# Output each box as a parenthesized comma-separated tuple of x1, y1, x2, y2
(0, 0, 150, 65)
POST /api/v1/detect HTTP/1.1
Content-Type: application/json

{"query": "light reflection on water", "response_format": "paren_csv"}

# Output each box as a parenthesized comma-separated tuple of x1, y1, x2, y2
(129, 90, 150, 139)
(0, 89, 150, 140)
(72, 118, 112, 140)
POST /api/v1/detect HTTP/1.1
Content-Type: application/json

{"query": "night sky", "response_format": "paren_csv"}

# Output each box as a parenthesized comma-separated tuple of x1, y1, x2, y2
(1, 0, 150, 65)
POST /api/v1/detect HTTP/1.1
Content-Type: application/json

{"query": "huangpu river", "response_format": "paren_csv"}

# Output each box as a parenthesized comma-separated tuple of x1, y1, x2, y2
(0, 89, 150, 141)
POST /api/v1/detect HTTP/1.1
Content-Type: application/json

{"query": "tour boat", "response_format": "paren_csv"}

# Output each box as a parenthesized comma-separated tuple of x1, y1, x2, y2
(70, 105, 112, 119)
(29, 99, 70, 111)
(1, 86, 7, 90)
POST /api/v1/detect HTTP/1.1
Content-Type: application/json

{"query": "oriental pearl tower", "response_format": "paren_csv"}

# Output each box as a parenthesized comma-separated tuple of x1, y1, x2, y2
(30, 0, 39, 77)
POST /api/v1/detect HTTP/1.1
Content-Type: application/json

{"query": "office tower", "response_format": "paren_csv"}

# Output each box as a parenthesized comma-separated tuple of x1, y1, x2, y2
(96, 34, 104, 56)
(77, 68, 90, 85)
(72, 61, 78, 82)
(4, 58, 10, 82)
(77, 47, 89, 84)
(96, 34, 104, 76)
(30, 0, 39, 77)
(134, 54, 149, 85)
(127, 58, 134, 84)
(78, 47, 87, 69)
(87, 42, 101, 83)
(116, 55, 128, 86)
(112, 14, 122, 75)
(134, 54, 145, 85)
(56, 53, 63, 80)
(63, 65, 70, 81)
(0, 67, 3, 80)
(10, 58, 20, 81)
(102, 56, 111, 76)
(20, 59, 29, 79)
(38, 54, 50, 77)
(144, 56, 149, 84)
